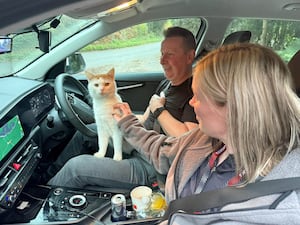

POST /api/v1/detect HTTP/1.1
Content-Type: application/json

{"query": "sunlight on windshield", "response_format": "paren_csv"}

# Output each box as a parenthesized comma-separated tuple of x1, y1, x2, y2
(0, 15, 95, 77)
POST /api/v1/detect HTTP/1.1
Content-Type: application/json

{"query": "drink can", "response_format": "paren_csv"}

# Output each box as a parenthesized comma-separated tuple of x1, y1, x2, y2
(111, 194, 127, 221)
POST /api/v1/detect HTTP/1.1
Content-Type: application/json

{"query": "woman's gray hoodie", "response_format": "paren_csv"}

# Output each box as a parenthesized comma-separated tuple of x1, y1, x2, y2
(118, 114, 213, 202)
(119, 115, 300, 224)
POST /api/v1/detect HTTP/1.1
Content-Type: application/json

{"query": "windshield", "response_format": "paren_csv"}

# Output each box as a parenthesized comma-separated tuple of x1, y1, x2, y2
(0, 15, 96, 77)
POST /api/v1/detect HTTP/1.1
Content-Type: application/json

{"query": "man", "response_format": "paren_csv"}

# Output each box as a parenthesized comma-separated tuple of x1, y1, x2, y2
(47, 26, 198, 189)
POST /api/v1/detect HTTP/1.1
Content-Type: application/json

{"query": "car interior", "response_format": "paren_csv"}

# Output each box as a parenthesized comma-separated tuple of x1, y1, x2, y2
(0, 0, 300, 224)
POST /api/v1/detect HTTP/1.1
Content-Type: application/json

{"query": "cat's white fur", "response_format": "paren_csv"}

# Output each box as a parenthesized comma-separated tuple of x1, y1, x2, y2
(85, 68, 123, 161)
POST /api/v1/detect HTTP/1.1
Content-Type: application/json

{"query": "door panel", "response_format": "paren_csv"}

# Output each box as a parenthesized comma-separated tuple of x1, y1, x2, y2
(116, 72, 165, 114)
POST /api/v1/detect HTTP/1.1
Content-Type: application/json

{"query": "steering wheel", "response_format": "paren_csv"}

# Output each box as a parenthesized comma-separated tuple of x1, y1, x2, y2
(54, 73, 97, 137)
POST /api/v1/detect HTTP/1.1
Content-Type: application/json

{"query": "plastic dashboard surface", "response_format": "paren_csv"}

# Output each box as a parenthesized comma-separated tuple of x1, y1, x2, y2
(0, 76, 55, 210)
(0, 77, 47, 113)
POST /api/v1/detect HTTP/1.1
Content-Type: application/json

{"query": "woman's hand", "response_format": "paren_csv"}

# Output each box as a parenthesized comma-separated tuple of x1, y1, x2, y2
(113, 102, 132, 122)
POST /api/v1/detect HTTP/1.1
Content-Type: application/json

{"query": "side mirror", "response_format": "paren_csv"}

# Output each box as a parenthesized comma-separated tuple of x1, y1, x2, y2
(0, 37, 12, 54)
(65, 52, 86, 74)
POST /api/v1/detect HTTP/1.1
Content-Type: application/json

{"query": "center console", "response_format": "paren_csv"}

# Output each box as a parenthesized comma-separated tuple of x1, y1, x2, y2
(30, 187, 113, 224)
(4, 185, 162, 225)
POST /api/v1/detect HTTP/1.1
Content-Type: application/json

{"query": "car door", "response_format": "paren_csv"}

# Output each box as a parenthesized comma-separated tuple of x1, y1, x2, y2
(116, 72, 164, 114)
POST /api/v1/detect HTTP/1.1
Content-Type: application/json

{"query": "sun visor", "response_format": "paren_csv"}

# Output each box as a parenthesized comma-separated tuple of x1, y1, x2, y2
(101, 7, 138, 23)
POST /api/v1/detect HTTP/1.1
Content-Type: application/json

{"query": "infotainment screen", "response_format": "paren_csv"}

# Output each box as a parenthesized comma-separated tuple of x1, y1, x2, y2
(0, 115, 24, 161)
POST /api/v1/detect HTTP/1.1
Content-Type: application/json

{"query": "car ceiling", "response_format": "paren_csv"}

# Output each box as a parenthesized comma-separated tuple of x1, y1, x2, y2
(1, 0, 300, 36)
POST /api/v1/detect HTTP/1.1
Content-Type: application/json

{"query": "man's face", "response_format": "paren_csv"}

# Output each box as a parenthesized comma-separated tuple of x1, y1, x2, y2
(160, 37, 194, 84)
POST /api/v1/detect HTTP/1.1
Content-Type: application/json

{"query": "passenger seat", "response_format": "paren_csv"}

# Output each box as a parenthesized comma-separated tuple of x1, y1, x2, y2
(194, 30, 252, 63)
(221, 30, 251, 45)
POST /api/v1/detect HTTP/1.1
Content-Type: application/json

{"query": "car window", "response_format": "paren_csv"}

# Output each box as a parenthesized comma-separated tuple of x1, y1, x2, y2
(80, 18, 202, 73)
(225, 18, 300, 62)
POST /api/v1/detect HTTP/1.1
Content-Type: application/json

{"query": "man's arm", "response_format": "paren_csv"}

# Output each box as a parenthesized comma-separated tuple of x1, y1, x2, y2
(149, 94, 198, 137)
(156, 110, 198, 136)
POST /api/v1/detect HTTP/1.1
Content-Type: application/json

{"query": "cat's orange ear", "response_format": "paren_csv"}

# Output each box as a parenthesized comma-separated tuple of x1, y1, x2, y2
(107, 68, 115, 78)
(85, 70, 94, 80)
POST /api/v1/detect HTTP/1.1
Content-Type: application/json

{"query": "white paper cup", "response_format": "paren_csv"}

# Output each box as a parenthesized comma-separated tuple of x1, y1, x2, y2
(130, 186, 152, 218)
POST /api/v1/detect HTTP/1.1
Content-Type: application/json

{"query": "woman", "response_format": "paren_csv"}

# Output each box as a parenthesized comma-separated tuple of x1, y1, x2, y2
(113, 43, 300, 223)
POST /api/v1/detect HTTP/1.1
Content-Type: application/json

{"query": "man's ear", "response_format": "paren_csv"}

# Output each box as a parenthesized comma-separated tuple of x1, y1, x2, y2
(188, 49, 196, 64)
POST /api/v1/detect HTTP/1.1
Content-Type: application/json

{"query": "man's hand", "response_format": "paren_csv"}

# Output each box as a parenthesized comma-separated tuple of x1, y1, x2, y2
(113, 102, 132, 122)
(149, 92, 166, 113)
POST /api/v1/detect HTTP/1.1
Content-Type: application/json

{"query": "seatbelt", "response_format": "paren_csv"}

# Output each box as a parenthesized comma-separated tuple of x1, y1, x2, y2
(163, 177, 300, 221)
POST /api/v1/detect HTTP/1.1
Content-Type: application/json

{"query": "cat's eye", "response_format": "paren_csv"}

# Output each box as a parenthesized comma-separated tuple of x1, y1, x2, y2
(94, 84, 99, 87)
(104, 83, 110, 86)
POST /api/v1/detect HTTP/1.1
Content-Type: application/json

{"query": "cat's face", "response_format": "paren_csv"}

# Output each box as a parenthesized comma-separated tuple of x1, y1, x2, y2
(85, 68, 116, 98)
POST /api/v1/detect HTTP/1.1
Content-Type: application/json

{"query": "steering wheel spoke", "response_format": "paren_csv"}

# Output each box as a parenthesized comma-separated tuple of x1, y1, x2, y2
(69, 93, 95, 124)
(55, 73, 97, 137)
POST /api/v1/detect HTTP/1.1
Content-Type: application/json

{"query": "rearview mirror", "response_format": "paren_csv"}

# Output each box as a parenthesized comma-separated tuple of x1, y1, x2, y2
(38, 31, 51, 53)
(0, 37, 12, 54)
(32, 25, 51, 53)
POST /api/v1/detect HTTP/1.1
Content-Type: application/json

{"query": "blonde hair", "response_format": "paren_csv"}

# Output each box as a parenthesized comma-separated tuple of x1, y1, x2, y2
(193, 43, 300, 184)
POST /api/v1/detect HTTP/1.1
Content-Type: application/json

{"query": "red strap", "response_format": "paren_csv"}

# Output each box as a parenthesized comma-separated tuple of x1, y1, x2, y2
(208, 145, 242, 186)
(208, 145, 226, 169)
(227, 173, 242, 186)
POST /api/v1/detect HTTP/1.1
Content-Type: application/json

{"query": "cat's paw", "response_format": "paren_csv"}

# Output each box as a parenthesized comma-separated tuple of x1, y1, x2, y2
(113, 155, 122, 161)
(94, 152, 105, 158)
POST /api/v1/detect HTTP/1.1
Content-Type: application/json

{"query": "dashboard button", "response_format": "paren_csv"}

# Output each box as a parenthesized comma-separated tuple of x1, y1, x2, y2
(12, 163, 21, 171)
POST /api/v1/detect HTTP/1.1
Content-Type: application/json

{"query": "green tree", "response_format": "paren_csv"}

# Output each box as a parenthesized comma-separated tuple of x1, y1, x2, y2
(227, 18, 298, 51)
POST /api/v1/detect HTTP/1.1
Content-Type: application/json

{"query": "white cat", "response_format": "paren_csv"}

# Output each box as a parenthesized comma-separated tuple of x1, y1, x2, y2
(85, 68, 123, 161)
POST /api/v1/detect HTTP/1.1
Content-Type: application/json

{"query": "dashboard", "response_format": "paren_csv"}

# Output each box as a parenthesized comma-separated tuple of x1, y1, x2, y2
(0, 76, 55, 210)
(29, 88, 52, 118)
